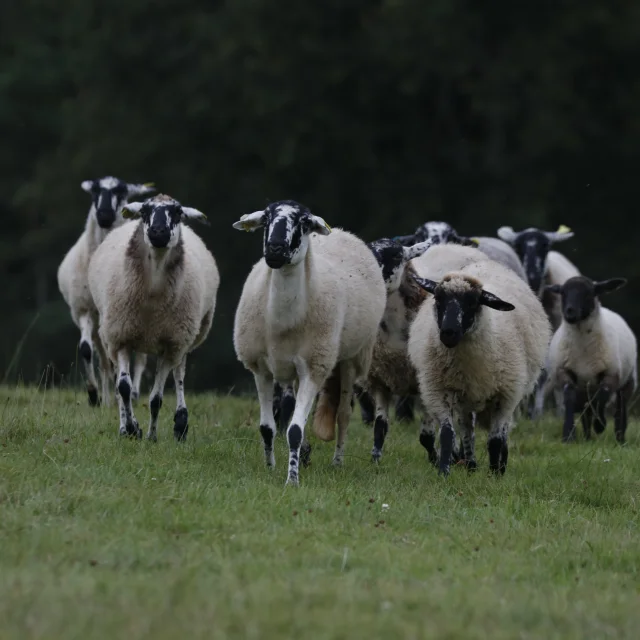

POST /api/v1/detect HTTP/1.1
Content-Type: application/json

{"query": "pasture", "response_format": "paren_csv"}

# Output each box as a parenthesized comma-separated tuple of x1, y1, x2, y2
(0, 385, 638, 639)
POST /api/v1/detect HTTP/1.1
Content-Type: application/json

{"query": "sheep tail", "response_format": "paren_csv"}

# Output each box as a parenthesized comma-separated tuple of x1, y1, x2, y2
(313, 367, 340, 442)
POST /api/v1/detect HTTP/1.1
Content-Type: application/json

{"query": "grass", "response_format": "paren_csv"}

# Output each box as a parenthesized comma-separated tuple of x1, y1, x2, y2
(0, 385, 638, 639)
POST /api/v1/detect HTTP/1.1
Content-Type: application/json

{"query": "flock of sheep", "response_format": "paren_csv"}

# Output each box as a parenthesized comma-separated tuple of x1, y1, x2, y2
(57, 176, 637, 486)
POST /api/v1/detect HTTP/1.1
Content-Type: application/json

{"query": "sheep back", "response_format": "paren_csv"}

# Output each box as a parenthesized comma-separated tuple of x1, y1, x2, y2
(476, 237, 527, 281)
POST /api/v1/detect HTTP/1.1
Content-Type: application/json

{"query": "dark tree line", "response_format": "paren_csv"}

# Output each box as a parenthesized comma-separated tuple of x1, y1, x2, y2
(1, 0, 639, 391)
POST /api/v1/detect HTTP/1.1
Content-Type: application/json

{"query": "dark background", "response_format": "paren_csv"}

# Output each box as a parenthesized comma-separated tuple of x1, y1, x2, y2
(2, 1, 639, 393)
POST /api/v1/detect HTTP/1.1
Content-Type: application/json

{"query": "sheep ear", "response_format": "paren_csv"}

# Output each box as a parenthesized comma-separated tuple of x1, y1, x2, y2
(545, 225, 574, 243)
(403, 238, 436, 261)
(127, 182, 156, 197)
(410, 273, 438, 294)
(233, 210, 265, 232)
(480, 290, 515, 311)
(308, 214, 331, 236)
(393, 233, 418, 247)
(545, 284, 563, 295)
(497, 226, 518, 244)
(594, 278, 627, 296)
(450, 231, 479, 247)
(81, 180, 95, 193)
(181, 206, 208, 225)
(121, 202, 144, 219)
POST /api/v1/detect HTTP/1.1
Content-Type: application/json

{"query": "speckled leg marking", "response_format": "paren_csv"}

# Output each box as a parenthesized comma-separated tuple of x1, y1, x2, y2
(93, 337, 112, 408)
(78, 315, 99, 407)
(143, 357, 171, 442)
(286, 376, 320, 486)
(116, 350, 141, 438)
(461, 412, 477, 471)
(279, 385, 296, 434)
(172, 355, 189, 442)
(255, 373, 277, 467)
(438, 419, 456, 476)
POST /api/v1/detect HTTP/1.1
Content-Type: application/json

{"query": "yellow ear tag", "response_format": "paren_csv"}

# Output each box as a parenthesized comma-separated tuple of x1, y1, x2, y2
(241, 221, 254, 231)
(121, 208, 134, 219)
(324, 222, 332, 231)
(143, 182, 155, 188)
(557, 224, 571, 233)
(470, 237, 480, 246)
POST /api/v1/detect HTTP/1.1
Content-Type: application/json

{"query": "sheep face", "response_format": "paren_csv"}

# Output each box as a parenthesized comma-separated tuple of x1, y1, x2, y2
(497, 225, 574, 295)
(394, 221, 477, 248)
(121, 195, 207, 249)
(368, 237, 437, 293)
(232, 200, 331, 269)
(412, 273, 515, 348)
(546, 276, 627, 324)
(81, 176, 155, 229)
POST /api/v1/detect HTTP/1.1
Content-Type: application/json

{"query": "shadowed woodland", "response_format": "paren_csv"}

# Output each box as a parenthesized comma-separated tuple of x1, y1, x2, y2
(2, 0, 639, 391)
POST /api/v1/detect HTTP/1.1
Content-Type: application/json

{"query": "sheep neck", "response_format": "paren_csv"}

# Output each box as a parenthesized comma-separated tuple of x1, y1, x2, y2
(267, 248, 312, 333)
(85, 206, 111, 255)
(563, 304, 602, 337)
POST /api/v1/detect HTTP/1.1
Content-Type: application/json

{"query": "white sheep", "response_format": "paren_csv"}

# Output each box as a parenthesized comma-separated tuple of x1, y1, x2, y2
(408, 258, 551, 475)
(232, 200, 386, 486)
(57, 176, 154, 406)
(88, 194, 219, 441)
(544, 276, 637, 443)
(365, 237, 437, 462)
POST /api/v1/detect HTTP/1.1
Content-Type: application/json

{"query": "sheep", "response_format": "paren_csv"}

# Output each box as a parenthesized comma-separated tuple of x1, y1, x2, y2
(364, 237, 437, 462)
(57, 176, 155, 406)
(496, 225, 578, 330)
(88, 194, 219, 441)
(408, 258, 551, 475)
(395, 221, 527, 282)
(232, 200, 386, 486)
(543, 276, 637, 444)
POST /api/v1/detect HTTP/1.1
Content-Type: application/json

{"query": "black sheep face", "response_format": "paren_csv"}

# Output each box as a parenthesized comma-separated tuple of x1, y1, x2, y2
(81, 176, 155, 229)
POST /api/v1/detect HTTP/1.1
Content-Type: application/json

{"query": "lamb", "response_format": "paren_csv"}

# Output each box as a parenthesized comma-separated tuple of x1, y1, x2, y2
(543, 276, 637, 444)
(88, 194, 219, 441)
(57, 176, 155, 406)
(408, 258, 551, 475)
(232, 200, 386, 486)
(365, 237, 437, 462)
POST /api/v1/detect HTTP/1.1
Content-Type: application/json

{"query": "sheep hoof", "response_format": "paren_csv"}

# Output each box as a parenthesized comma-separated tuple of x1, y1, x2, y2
(371, 447, 382, 463)
(285, 473, 299, 487)
(300, 442, 312, 467)
(132, 390, 139, 402)
(174, 408, 189, 442)
(147, 432, 158, 443)
(87, 388, 100, 407)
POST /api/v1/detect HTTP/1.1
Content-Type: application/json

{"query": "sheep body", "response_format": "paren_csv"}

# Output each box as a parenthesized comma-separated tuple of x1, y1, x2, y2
(475, 237, 527, 281)
(409, 258, 551, 474)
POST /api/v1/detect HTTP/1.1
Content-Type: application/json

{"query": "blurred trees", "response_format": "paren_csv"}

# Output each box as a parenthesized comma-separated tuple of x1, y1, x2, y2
(1, 0, 639, 391)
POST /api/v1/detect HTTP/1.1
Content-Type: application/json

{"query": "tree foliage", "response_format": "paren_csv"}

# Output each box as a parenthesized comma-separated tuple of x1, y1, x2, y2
(1, 0, 639, 390)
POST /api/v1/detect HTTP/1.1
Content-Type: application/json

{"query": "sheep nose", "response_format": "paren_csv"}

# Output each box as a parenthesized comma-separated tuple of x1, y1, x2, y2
(148, 226, 170, 248)
(565, 306, 577, 322)
(268, 243, 285, 255)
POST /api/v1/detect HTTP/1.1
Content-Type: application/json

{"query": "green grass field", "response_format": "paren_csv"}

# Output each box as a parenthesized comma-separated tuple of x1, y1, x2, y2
(0, 385, 638, 639)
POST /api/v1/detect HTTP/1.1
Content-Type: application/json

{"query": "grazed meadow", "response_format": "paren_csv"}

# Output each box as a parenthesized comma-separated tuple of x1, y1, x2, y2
(0, 385, 638, 639)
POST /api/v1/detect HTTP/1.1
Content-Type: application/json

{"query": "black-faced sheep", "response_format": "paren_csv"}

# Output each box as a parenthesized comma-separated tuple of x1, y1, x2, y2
(408, 259, 551, 475)
(544, 276, 637, 443)
(233, 200, 386, 486)
(88, 194, 219, 441)
(57, 176, 155, 406)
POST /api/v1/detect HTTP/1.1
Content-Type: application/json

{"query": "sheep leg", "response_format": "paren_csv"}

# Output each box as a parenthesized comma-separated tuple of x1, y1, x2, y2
(272, 382, 283, 427)
(562, 383, 577, 443)
(581, 407, 593, 440)
(437, 418, 456, 476)
(532, 368, 548, 419)
(614, 389, 627, 444)
(419, 416, 439, 467)
(487, 421, 509, 475)
(255, 373, 277, 467)
(116, 350, 141, 438)
(93, 331, 112, 408)
(354, 384, 375, 425)
(333, 363, 356, 467)
(172, 355, 190, 442)
(78, 314, 99, 407)
(145, 358, 173, 442)
(132, 353, 148, 402)
(279, 384, 296, 434)
(460, 412, 477, 471)
(593, 382, 612, 435)
(371, 388, 392, 463)
(285, 375, 320, 486)
(395, 395, 415, 423)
